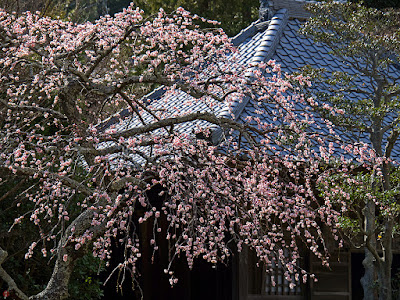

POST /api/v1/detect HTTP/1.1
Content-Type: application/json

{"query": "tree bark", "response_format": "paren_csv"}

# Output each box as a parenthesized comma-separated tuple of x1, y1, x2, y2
(29, 249, 76, 300)
(361, 198, 377, 300)
(377, 165, 394, 300)
(361, 162, 394, 300)
(377, 257, 392, 300)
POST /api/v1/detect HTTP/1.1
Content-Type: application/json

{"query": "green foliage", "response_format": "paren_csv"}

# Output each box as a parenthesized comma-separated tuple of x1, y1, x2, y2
(337, 216, 361, 234)
(353, 0, 400, 9)
(0, 176, 52, 295)
(68, 254, 105, 300)
(300, 1, 400, 152)
(317, 169, 400, 253)
(133, 0, 259, 36)
(61, 0, 109, 23)
(109, 0, 132, 15)
(0, 0, 259, 36)
(303, 1, 400, 59)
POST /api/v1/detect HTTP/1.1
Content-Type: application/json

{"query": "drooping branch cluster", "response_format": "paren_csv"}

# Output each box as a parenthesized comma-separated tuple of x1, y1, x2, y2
(0, 5, 379, 299)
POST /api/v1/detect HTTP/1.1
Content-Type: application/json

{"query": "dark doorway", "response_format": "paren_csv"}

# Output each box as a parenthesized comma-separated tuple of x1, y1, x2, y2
(351, 252, 364, 299)
(100, 184, 234, 300)
(101, 254, 233, 300)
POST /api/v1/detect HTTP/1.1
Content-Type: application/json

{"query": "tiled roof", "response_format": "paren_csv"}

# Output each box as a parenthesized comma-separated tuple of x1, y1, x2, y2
(237, 15, 400, 160)
(98, 12, 289, 165)
(103, 6, 400, 162)
(100, 10, 289, 145)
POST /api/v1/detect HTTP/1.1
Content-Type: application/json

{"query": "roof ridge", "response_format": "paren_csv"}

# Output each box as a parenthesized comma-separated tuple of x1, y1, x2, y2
(246, 8, 289, 75)
(210, 9, 289, 144)
(100, 23, 267, 134)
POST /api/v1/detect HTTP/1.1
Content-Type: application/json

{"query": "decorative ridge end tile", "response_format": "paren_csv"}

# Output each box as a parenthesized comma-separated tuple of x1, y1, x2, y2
(231, 20, 261, 47)
(270, 0, 313, 20)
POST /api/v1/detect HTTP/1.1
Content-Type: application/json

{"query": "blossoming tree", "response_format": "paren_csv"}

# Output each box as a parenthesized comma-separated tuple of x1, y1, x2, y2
(0, 5, 375, 299)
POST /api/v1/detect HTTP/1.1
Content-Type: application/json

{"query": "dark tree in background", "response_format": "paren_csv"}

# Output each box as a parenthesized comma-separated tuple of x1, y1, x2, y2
(355, 0, 400, 9)
(106, 0, 261, 36)
(0, 0, 259, 36)
(1, 1, 398, 35)
(132, 0, 259, 36)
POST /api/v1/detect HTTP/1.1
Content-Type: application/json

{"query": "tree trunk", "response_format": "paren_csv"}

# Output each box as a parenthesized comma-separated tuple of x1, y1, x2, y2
(376, 162, 394, 299)
(361, 249, 377, 300)
(361, 198, 377, 300)
(377, 260, 392, 300)
(30, 249, 76, 300)
(377, 219, 394, 300)
(361, 164, 394, 300)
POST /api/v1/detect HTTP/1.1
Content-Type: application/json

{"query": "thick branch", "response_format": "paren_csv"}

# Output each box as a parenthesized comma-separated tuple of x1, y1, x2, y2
(31, 192, 120, 300)
(106, 111, 262, 140)
(116, 76, 228, 103)
(110, 176, 147, 191)
(385, 130, 400, 158)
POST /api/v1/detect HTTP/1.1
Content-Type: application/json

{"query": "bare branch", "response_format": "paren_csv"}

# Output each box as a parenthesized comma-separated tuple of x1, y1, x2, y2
(0, 178, 26, 202)
(119, 91, 160, 122)
(0, 99, 67, 119)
